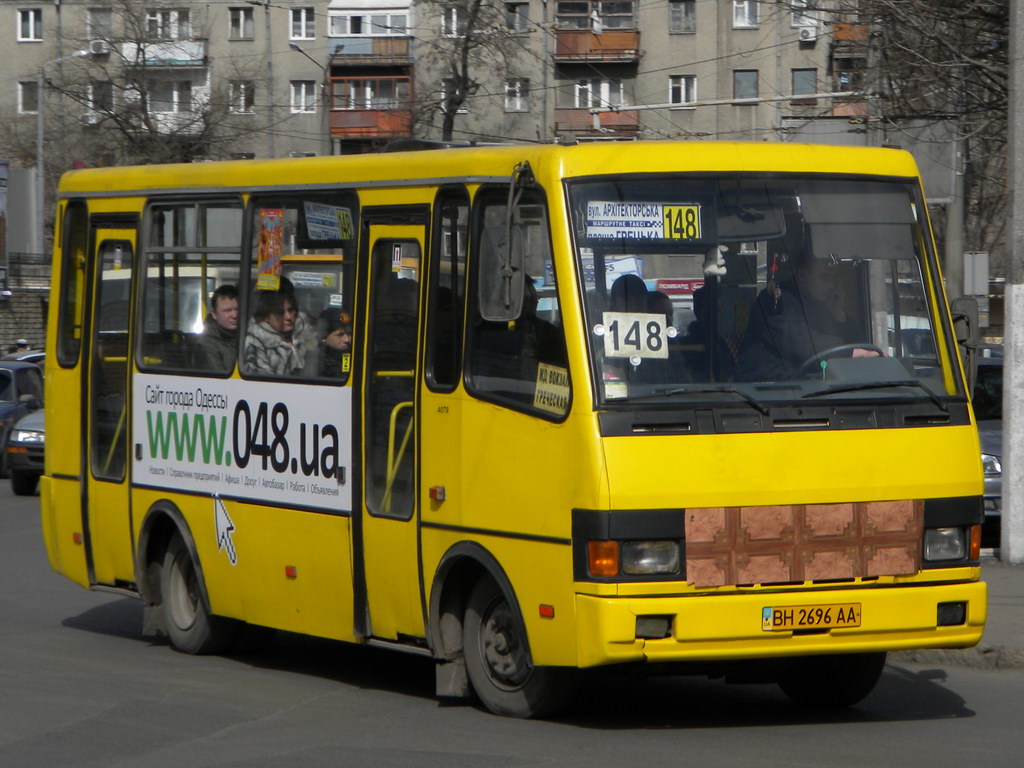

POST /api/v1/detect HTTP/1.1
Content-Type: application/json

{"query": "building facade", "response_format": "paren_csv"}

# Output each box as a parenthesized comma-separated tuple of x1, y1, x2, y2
(0, 0, 870, 254)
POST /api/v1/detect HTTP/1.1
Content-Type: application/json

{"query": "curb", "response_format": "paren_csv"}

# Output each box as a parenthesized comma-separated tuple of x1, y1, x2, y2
(892, 645, 1024, 671)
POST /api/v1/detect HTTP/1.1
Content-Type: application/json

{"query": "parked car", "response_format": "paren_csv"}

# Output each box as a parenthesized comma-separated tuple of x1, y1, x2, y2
(972, 350, 1003, 549)
(7, 408, 44, 495)
(1, 348, 45, 368)
(0, 361, 44, 478)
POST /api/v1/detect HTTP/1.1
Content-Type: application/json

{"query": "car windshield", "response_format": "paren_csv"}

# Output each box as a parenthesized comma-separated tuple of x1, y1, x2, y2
(568, 174, 958, 408)
(0, 370, 12, 401)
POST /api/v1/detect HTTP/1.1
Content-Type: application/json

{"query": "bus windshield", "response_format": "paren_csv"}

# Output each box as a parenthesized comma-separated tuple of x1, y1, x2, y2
(568, 174, 957, 408)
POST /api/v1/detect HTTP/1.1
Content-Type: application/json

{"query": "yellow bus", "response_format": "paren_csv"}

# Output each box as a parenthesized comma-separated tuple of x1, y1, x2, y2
(41, 141, 986, 717)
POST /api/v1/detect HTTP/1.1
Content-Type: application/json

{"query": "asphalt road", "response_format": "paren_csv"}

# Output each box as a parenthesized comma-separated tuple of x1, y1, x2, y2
(2, 483, 1022, 768)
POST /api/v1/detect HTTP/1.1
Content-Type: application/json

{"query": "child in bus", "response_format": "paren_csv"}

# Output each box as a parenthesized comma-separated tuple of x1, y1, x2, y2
(317, 309, 352, 378)
(243, 280, 318, 377)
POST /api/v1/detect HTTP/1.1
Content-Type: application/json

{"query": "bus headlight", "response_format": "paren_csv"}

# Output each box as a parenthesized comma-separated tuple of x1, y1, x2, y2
(924, 527, 966, 561)
(621, 540, 681, 575)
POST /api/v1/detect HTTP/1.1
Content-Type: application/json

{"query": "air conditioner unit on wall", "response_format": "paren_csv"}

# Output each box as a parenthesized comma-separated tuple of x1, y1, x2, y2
(81, 112, 101, 126)
(89, 39, 110, 55)
(798, 27, 818, 42)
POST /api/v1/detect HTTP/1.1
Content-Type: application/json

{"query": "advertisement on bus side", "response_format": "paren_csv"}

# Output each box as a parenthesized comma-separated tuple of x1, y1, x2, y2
(132, 373, 352, 513)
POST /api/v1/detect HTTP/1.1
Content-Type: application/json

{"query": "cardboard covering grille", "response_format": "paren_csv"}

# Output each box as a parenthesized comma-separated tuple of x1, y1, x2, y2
(684, 500, 923, 588)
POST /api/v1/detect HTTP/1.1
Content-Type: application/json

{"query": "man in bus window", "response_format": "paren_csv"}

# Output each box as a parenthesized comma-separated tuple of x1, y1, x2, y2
(244, 281, 318, 377)
(195, 284, 239, 371)
(735, 251, 878, 380)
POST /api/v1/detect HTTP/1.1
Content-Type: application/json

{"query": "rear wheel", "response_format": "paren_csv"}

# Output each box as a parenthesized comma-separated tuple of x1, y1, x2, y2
(10, 469, 39, 496)
(463, 578, 577, 718)
(777, 652, 886, 708)
(160, 534, 238, 654)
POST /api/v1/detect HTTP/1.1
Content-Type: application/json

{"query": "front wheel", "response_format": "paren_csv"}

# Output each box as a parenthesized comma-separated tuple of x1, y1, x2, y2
(10, 469, 39, 496)
(777, 652, 886, 708)
(463, 578, 577, 718)
(160, 534, 239, 654)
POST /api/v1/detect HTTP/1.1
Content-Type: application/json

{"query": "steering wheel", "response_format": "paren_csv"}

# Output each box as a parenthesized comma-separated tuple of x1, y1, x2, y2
(798, 343, 885, 376)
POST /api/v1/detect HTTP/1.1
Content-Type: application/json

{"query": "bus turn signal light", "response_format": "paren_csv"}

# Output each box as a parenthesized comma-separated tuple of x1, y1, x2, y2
(588, 540, 619, 577)
(970, 525, 981, 561)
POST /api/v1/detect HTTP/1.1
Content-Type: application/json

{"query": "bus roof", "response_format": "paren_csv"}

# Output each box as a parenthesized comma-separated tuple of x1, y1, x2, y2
(57, 141, 922, 198)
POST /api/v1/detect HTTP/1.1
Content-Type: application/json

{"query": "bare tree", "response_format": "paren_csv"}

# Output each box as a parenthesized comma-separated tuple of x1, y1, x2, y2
(415, 0, 528, 141)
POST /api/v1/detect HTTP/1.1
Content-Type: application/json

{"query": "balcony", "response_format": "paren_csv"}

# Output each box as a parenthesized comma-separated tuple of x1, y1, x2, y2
(328, 109, 413, 138)
(121, 39, 207, 67)
(833, 23, 870, 42)
(329, 37, 412, 65)
(554, 108, 640, 136)
(553, 29, 640, 63)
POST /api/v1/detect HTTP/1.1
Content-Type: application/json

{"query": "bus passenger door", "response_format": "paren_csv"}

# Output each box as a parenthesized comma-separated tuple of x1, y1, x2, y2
(84, 223, 137, 587)
(359, 217, 426, 642)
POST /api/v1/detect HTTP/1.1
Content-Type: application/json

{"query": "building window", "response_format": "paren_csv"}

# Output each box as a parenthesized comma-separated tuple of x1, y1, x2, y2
(733, 69, 758, 100)
(791, 68, 816, 102)
(18, 8, 43, 41)
(229, 81, 255, 113)
(147, 9, 190, 40)
(149, 80, 193, 113)
(505, 78, 529, 111)
(329, 11, 407, 35)
(290, 80, 317, 112)
(505, 3, 529, 33)
(18, 81, 38, 114)
(834, 59, 864, 92)
(790, 0, 817, 27)
(669, 1, 695, 33)
(732, 0, 758, 28)
(575, 78, 623, 109)
(669, 74, 696, 105)
(229, 7, 255, 40)
(88, 80, 114, 113)
(290, 7, 316, 39)
(556, 1, 634, 30)
(441, 6, 465, 37)
(88, 8, 113, 39)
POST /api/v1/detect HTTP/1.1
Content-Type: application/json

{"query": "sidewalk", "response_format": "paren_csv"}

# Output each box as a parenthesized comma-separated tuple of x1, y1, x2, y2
(892, 555, 1024, 670)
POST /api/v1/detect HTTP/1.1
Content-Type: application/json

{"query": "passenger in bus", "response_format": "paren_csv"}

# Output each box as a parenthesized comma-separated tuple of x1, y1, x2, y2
(243, 282, 318, 377)
(195, 284, 239, 371)
(608, 273, 648, 313)
(317, 309, 352, 378)
(735, 251, 879, 381)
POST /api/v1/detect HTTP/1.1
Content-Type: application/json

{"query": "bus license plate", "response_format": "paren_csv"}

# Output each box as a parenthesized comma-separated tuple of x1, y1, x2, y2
(762, 603, 861, 632)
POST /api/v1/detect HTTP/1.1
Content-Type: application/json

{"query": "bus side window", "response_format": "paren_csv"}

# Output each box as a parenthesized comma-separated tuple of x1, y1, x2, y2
(466, 187, 570, 418)
(138, 200, 242, 374)
(241, 194, 358, 382)
(426, 188, 469, 391)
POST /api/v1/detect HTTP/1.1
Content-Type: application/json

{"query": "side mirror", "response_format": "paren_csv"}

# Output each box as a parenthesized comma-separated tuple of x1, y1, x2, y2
(19, 393, 42, 411)
(478, 225, 525, 322)
(950, 296, 979, 391)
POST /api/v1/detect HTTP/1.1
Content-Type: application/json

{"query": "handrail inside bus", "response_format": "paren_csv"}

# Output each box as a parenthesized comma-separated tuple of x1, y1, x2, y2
(383, 400, 414, 514)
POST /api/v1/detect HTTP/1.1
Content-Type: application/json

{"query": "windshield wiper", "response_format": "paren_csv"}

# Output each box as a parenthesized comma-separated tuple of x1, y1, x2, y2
(801, 380, 948, 412)
(649, 385, 771, 415)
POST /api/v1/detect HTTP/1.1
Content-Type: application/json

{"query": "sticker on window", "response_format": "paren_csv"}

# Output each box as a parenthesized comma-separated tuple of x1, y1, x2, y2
(533, 362, 570, 415)
(304, 202, 354, 241)
(598, 312, 671, 359)
(585, 202, 702, 240)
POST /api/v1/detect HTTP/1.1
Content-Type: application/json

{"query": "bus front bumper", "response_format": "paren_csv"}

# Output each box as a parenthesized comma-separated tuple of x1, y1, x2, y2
(574, 580, 987, 668)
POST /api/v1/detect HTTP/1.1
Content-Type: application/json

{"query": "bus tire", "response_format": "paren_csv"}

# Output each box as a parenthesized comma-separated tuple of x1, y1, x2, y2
(462, 577, 577, 718)
(777, 652, 886, 708)
(160, 534, 238, 655)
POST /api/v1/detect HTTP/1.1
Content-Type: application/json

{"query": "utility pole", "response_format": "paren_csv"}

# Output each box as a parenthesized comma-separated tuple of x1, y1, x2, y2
(1004, 0, 1023, 563)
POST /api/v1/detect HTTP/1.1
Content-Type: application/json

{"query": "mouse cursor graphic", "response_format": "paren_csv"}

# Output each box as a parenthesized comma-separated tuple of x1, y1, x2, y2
(215, 497, 237, 566)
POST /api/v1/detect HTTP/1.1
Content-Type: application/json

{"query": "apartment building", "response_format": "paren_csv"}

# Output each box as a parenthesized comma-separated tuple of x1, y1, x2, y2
(1, 0, 869, 155)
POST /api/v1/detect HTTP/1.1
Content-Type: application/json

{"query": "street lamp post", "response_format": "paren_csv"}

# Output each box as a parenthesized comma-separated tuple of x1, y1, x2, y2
(35, 50, 89, 257)
(289, 42, 332, 156)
